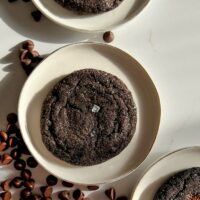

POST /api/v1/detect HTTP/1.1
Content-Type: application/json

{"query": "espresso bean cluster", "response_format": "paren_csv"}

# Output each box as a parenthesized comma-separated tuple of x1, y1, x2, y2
(19, 40, 43, 75)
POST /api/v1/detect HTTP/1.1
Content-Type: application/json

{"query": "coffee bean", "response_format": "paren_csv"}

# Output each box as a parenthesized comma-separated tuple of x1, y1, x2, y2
(1, 191, 11, 200)
(6, 124, 19, 134)
(22, 40, 34, 50)
(46, 175, 58, 186)
(12, 177, 23, 188)
(40, 186, 53, 197)
(105, 188, 116, 200)
(73, 189, 84, 200)
(24, 179, 35, 190)
(31, 10, 42, 22)
(0, 142, 7, 152)
(116, 197, 128, 200)
(0, 131, 8, 141)
(29, 194, 42, 200)
(8, 136, 18, 147)
(18, 143, 31, 155)
(87, 185, 99, 190)
(58, 191, 70, 200)
(103, 31, 114, 43)
(21, 169, 32, 180)
(10, 148, 22, 160)
(7, 113, 17, 124)
(1, 179, 11, 191)
(14, 159, 26, 170)
(21, 188, 32, 199)
(62, 181, 74, 188)
(1, 153, 13, 165)
(27, 157, 38, 168)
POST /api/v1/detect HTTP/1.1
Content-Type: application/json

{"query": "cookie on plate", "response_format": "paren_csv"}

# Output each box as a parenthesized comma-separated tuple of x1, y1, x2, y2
(154, 167, 200, 200)
(41, 69, 137, 166)
(55, 0, 124, 14)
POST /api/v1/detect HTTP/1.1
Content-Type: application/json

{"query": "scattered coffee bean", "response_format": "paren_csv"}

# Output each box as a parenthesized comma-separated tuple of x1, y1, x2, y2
(40, 186, 53, 197)
(1, 179, 11, 191)
(46, 175, 58, 186)
(7, 113, 18, 124)
(21, 188, 32, 199)
(21, 169, 32, 180)
(18, 143, 31, 155)
(116, 196, 128, 200)
(105, 188, 116, 200)
(11, 177, 23, 188)
(14, 159, 26, 170)
(22, 40, 34, 51)
(24, 179, 35, 190)
(62, 181, 74, 188)
(8, 136, 18, 147)
(6, 124, 19, 134)
(87, 185, 99, 190)
(27, 156, 38, 168)
(0, 142, 7, 152)
(31, 10, 42, 22)
(0, 131, 8, 141)
(58, 191, 70, 200)
(0, 191, 11, 200)
(29, 194, 42, 200)
(10, 148, 22, 160)
(1, 153, 13, 165)
(73, 189, 84, 200)
(19, 40, 44, 76)
(103, 31, 114, 43)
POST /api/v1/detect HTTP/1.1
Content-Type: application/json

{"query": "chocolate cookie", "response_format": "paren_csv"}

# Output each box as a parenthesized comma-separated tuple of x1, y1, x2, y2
(41, 69, 137, 166)
(154, 167, 200, 200)
(55, 0, 124, 14)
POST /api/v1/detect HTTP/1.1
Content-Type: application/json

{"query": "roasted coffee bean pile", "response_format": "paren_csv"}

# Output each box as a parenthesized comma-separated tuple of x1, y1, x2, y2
(0, 113, 128, 200)
(19, 40, 43, 75)
(8, 0, 42, 22)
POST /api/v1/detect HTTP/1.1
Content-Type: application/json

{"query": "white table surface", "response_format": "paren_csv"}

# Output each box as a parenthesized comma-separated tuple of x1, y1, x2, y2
(1, 0, 200, 199)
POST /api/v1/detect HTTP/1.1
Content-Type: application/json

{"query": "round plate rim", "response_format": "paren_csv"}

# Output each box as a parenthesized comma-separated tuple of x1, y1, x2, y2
(130, 146, 200, 200)
(18, 42, 161, 185)
(31, 0, 150, 32)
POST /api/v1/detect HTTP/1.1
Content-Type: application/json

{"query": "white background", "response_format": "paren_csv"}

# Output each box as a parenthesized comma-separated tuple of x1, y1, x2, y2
(1, 0, 200, 199)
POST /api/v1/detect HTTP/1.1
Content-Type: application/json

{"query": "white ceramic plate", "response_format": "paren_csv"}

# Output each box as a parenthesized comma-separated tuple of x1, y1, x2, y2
(32, 0, 149, 32)
(131, 147, 200, 200)
(18, 42, 160, 185)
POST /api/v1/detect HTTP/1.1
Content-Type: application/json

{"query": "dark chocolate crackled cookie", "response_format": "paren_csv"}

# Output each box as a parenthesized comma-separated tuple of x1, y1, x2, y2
(154, 167, 200, 200)
(41, 69, 137, 166)
(55, 0, 124, 14)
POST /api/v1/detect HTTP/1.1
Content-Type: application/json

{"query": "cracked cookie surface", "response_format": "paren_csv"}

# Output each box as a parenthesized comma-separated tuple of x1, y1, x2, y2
(154, 167, 200, 200)
(55, 0, 124, 14)
(41, 69, 137, 166)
